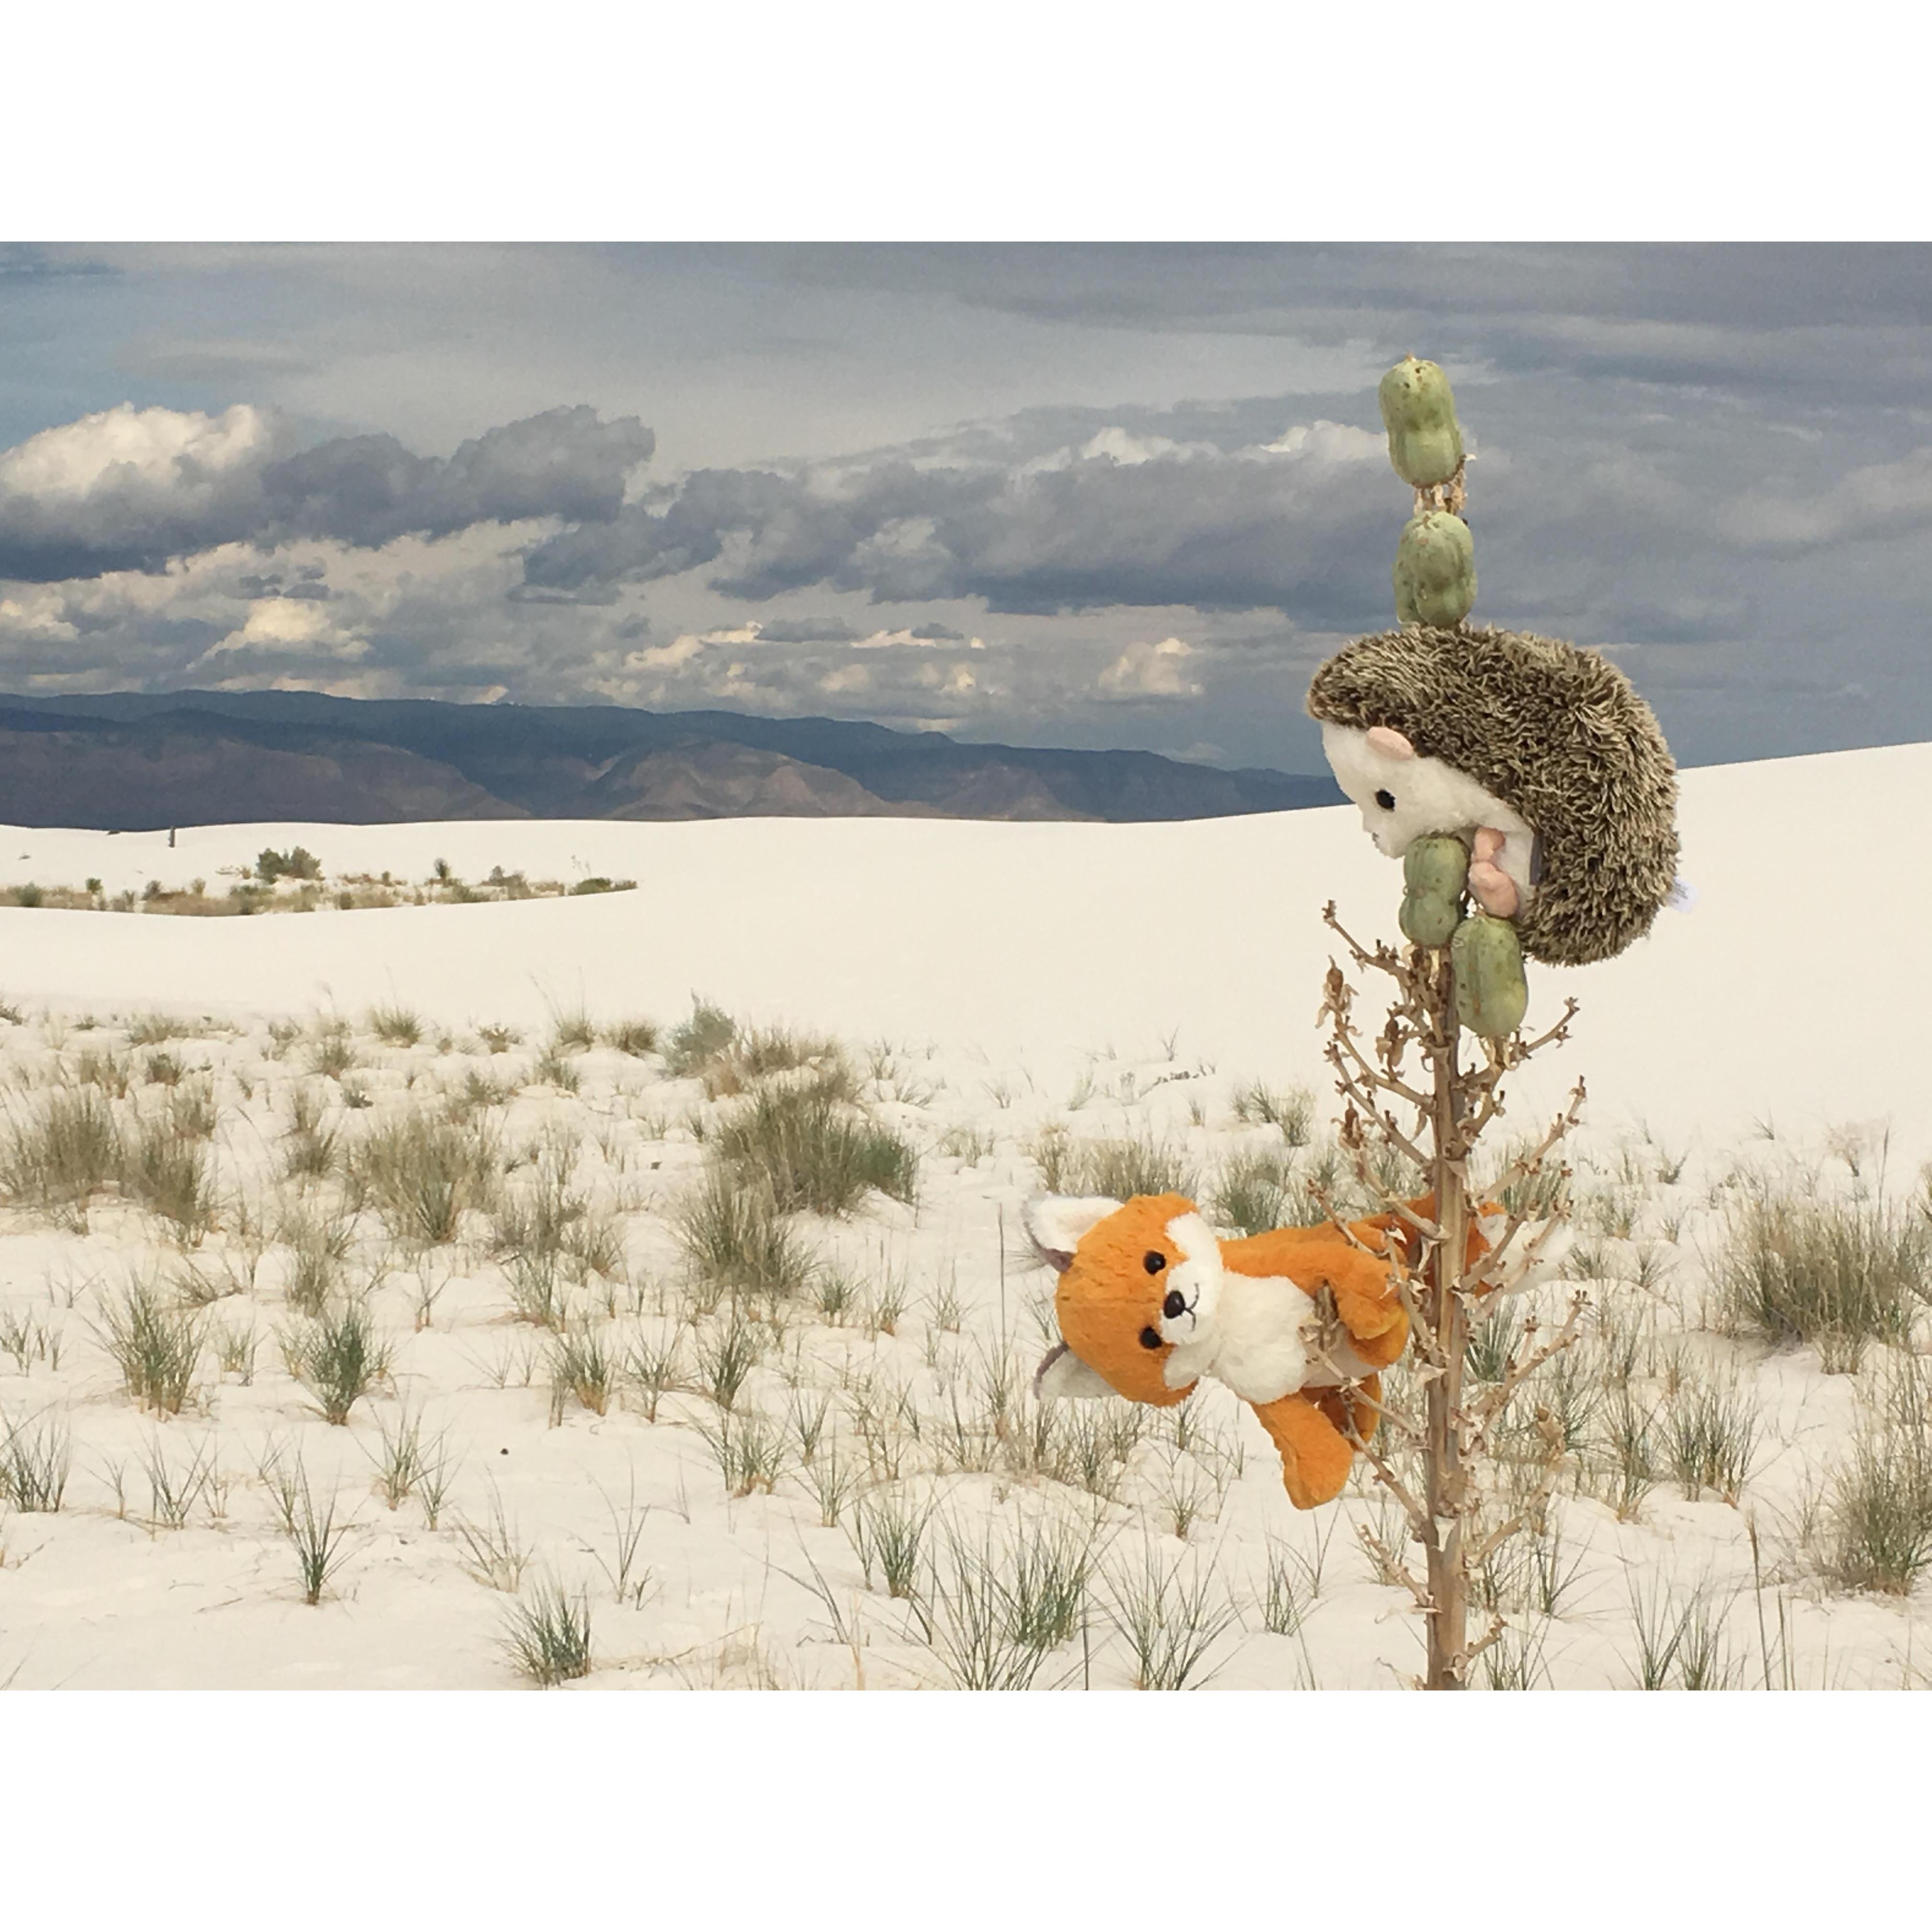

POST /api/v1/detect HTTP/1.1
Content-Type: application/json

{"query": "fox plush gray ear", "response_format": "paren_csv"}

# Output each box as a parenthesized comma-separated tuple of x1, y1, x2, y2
(1022, 1195, 1123, 1273)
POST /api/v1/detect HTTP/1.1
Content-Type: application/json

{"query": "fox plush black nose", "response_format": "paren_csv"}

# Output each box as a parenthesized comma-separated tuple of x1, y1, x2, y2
(1162, 1289, 1186, 1320)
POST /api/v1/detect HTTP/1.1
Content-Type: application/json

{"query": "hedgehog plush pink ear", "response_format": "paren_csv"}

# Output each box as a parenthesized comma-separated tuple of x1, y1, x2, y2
(1366, 725, 1415, 759)
(1022, 1195, 1122, 1272)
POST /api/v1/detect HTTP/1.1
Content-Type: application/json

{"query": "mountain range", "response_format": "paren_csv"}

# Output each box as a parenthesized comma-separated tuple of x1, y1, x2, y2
(0, 690, 1342, 829)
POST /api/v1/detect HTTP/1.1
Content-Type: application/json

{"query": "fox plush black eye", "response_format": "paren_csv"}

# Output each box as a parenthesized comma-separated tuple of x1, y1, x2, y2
(1138, 1326, 1163, 1350)
(1143, 1251, 1165, 1274)
(1375, 789, 1396, 811)
(1162, 1290, 1185, 1320)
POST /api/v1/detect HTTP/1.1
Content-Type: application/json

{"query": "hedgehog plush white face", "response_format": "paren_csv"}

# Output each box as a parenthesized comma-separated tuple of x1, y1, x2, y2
(1321, 720, 1539, 917)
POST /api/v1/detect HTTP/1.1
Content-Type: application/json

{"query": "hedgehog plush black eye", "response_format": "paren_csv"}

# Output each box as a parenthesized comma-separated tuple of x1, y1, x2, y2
(1375, 789, 1396, 811)
(1143, 1250, 1165, 1274)
(1138, 1326, 1163, 1350)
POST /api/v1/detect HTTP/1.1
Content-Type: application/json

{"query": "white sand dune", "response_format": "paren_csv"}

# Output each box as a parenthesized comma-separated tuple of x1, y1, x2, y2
(2, 740, 1923, 1160)
(0, 741, 1925, 1691)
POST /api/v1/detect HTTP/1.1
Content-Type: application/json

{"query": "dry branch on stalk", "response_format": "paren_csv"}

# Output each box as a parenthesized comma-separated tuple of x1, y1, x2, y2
(1310, 900, 1587, 1688)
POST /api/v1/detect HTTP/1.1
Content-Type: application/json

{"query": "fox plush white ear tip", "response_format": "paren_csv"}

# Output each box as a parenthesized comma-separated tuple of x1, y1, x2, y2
(1022, 1194, 1123, 1272)
(1034, 1342, 1116, 1402)
(1365, 724, 1415, 760)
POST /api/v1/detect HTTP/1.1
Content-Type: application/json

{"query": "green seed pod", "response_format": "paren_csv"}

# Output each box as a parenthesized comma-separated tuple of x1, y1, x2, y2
(1399, 836, 1469, 947)
(1378, 356, 1464, 489)
(1394, 511, 1475, 628)
(1451, 912, 1529, 1040)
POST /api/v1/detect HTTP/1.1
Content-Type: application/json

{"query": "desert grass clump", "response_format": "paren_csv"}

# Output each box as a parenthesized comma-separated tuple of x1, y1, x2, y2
(665, 998, 738, 1079)
(1660, 1375, 1759, 1503)
(1210, 1146, 1309, 1238)
(350, 1112, 498, 1247)
(693, 1311, 765, 1411)
(0, 1408, 70, 1511)
(1824, 1359, 1932, 1594)
(454, 1484, 531, 1592)
(138, 1429, 217, 1529)
(264, 1452, 357, 1605)
(1627, 1575, 1740, 1690)
(279, 1204, 353, 1316)
(850, 1489, 935, 1600)
(1032, 1129, 1198, 1204)
(122, 1113, 217, 1241)
(675, 1171, 815, 1301)
(915, 1514, 1093, 1691)
(695, 1405, 789, 1497)
(1230, 1080, 1315, 1146)
(1712, 1184, 1927, 1373)
(1098, 1537, 1237, 1690)
(284, 1300, 391, 1425)
(94, 1278, 206, 1415)
(602, 1017, 659, 1058)
(548, 1325, 615, 1418)
(369, 1004, 422, 1048)
(530, 1045, 583, 1093)
(362, 1399, 445, 1510)
(713, 1083, 918, 1217)
(0, 1086, 122, 1226)
(503, 1581, 593, 1686)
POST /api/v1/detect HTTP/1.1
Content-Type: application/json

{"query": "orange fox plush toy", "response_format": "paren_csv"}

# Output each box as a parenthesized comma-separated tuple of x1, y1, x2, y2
(1025, 1192, 1553, 1509)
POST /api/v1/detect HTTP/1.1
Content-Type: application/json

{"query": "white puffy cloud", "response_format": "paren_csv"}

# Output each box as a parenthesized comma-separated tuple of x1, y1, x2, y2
(1098, 636, 1201, 698)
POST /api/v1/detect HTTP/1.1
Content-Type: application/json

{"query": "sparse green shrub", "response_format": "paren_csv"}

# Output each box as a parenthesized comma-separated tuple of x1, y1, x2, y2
(1712, 1184, 1926, 1371)
(1031, 1129, 1198, 1203)
(350, 1113, 497, 1246)
(602, 1018, 658, 1057)
(695, 1406, 789, 1496)
(284, 1301, 391, 1425)
(1211, 1147, 1308, 1237)
(531, 1045, 582, 1092)
(551, 1011, 596, 1053)
(0, 1408, 70, 1511)
(369, 1003, 422, 1047)
(1660, 1377, 1758, 1502)
(123, 1114, 216, 1241)
(263, 1451, 356, 1603)
(1099, 1539, 1237, 1690)
(1825, 1360, 1932, 1594)
(569, 876, 635, 896)
(257, 846, 322, 884)
(0, 1087, 121, 1225)
(1230, 1081, 1315, 1146)
(693, 1311, 764, 1412)
(914, 1513, 1092, 1690)
(503, 1582, 593, 1685)
(675, 1171, 814, 1300)
(713, 1083, 918, 1216)
(1627, 1575, 1740, 1689)
(94, 1278, 206, 1415)
(454, 1484, 531, 1592)
(664, 998, 737, 1078)
(549, 1326, 615, 1417)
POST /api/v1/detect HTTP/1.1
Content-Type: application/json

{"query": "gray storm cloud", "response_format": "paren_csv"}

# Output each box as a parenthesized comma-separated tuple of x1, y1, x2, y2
(0, 402, 653, 582)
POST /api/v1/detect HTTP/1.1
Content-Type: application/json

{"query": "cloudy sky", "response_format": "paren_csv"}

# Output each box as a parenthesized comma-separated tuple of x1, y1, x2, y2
(0, 241, 1926, 774)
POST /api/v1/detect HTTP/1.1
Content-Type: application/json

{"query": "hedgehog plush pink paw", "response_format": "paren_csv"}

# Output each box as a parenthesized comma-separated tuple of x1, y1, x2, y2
(1468, 859, 1519, 918)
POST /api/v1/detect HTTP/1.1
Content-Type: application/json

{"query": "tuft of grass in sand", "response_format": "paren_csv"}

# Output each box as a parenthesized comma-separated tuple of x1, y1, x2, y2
(1712, 1180, 1926, 1373)
(503, 1582, 594, 1686)
(712, 1083, 917, 1217)
(94, 1278, 207, 1415)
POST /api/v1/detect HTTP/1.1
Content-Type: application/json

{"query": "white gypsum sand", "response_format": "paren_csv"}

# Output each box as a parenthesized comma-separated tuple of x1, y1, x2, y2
(0, 740, 1926, 1689)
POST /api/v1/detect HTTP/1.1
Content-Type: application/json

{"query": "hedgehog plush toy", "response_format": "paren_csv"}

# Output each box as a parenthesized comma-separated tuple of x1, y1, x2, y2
(1308, 622, 1680, 969)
